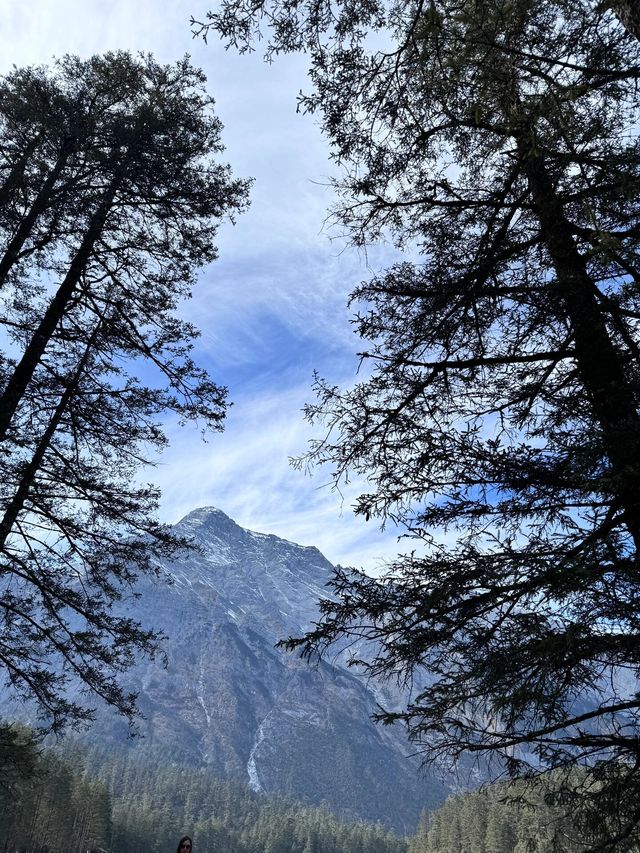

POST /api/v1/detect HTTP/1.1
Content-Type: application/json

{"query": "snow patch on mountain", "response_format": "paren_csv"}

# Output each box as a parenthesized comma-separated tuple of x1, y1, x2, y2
(247, 709, 274, 793)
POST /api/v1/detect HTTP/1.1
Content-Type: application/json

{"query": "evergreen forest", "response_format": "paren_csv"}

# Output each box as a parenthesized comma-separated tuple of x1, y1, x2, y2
(1, 726, 602, 853)
(408, 784, 590, 853)
(0, 729, 405, 853)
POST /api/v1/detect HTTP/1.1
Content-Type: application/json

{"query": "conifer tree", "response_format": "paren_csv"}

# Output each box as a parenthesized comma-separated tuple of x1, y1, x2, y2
(0, 52, 249, 732)
(197, 0, 640, 845)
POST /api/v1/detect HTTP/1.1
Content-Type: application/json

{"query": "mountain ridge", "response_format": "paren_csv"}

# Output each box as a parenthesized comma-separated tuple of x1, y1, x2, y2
(2, 506, 449, 832)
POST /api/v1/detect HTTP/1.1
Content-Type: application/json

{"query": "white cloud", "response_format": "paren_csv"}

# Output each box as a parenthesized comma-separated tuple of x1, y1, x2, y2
(0, 0, 417, 573)
(186, 243, 384, 372)
(154, 383, 410, 571)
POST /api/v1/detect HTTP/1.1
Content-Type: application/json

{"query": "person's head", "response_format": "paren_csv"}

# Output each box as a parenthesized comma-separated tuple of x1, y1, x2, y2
(177, 836, 192, 853)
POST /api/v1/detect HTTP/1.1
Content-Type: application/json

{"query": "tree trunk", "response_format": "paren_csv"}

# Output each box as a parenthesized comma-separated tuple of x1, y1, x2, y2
(0, 134, 41, 210)
(522, 145, 640, 551)
(0, 141, 72, 287)
(0, 169, 122, 443)
(0, 320, 103, 549)
(614, 0, 640, 41)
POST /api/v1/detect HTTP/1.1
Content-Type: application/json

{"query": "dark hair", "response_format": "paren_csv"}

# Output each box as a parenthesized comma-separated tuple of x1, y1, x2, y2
(176, 836, 193, 853)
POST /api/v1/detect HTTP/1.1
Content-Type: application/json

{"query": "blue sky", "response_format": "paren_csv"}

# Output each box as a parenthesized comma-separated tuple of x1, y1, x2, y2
(1, 0, 410, 570)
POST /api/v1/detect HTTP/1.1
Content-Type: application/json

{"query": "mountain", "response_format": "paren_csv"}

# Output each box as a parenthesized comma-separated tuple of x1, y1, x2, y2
(5, 507, 450, 831)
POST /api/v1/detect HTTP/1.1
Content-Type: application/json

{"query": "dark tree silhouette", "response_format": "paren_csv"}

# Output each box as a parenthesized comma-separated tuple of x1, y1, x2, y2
(0, 52, 249, 732)
(197, 0, 640, 846)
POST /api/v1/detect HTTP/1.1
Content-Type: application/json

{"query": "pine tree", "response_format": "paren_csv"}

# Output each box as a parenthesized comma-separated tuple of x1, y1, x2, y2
(0, 52, 249, 731)
(195, 0, 640, 844)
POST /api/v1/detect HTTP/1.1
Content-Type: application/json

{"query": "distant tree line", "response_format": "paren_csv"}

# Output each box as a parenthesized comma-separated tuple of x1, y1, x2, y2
(2, 722, 608, 853)
(0, 728, 406, 853)
(408, 779, 591, 853)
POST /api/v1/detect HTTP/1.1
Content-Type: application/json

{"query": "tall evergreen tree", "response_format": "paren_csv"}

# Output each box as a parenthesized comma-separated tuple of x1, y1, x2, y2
(197, 0, 640, 845)
(0, 52, 249, 732)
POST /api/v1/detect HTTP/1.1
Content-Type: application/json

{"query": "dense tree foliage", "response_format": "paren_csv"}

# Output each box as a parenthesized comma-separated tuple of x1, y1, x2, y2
(0, 53, 249, 732)
(196, 0, 640, 846)
(0, 731, 407, 853)
(1, 731, 111, 853)
(408, 778, 589, 853)
(4, 729, 614, 853)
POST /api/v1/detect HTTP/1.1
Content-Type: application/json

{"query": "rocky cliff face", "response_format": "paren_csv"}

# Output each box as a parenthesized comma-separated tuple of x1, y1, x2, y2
(110, 508, 449, 831)
(6, 508, 449, 831)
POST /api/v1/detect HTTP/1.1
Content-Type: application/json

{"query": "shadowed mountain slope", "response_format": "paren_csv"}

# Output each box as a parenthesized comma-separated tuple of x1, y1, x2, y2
(4, 507, 453, 831)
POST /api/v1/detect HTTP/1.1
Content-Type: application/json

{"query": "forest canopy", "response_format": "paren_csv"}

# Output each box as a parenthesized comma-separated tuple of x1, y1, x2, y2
(0, 725, 600, 853)
(0, 729, 407, 853)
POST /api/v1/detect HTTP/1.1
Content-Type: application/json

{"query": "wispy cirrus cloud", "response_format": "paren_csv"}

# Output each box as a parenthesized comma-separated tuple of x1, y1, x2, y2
(154, 381, 411, 572)
(1, 0, 414, 572)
